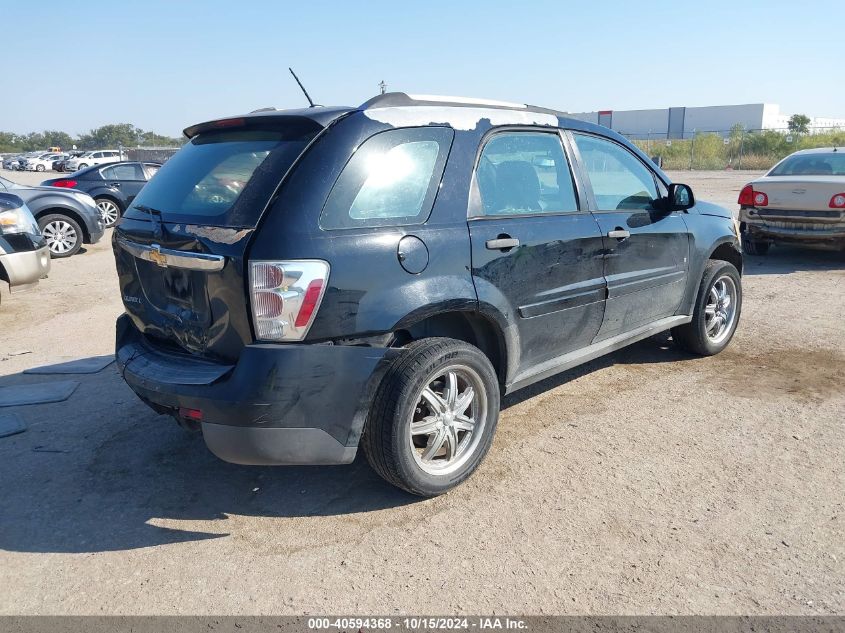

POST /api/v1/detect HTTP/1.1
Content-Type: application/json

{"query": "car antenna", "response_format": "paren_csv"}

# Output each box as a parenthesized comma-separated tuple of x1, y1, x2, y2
(288, 68, 319, 108)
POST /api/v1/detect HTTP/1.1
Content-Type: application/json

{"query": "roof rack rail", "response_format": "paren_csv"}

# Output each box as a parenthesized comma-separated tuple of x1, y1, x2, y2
(360, 92, 527, 111)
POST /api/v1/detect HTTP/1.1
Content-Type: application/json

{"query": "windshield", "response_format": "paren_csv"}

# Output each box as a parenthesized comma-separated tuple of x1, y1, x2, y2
(126, 126, 317, 227)
(769, 152, 845, 176)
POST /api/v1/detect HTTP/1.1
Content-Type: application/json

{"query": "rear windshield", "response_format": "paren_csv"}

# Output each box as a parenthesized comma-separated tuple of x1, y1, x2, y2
(769, 153, 845, 176)
(125, 126, 317, 227)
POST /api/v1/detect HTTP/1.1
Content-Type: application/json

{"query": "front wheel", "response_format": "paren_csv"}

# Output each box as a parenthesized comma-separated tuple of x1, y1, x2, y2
(36, 164, 45, 172)
(77, 163, 88, 169)
(362, 338, 500, 497)
(672, 260, 742, 356)
(38, 214, 83, 258)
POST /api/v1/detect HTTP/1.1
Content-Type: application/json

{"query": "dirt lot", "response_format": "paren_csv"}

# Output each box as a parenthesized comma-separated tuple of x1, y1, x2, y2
(0, 169, 842, 615)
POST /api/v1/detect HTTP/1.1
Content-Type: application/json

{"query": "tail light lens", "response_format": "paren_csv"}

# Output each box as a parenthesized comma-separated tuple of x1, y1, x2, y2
(829, 193, 845, 209)
(249, 260, 329, 341)
(51, 179, 77, 188)
(738, 184, 767, 206)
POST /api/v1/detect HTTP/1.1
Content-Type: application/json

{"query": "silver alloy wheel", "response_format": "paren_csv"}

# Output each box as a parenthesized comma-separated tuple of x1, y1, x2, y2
(408, 364, 487, 476)
(97, 199, 120, 226)
(704, 275, 738, 344)
(42, 220, 79, 255)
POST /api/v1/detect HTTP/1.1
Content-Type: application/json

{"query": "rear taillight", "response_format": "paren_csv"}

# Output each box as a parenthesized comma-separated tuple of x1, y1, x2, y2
(249, 260, 329, 341)
(829, 193, 845, 209)
(738, 184, 767, 206)
(51, 179, 77, 188)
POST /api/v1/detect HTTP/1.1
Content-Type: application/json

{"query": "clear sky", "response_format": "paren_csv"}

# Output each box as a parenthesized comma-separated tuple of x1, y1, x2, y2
(3, 0, 843, 136)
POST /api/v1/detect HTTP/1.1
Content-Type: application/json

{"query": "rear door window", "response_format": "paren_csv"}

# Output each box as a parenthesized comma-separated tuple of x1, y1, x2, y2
(125, 126, 318, 227)
(102, 163, 144, 181)
(320, 127, 454, 230)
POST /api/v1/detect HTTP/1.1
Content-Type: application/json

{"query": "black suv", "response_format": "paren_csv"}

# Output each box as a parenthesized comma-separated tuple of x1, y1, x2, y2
(114, 94, 743, 496)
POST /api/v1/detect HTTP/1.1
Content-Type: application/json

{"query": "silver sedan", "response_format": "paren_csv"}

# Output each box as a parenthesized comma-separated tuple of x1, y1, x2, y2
(738, 147, 845, 254)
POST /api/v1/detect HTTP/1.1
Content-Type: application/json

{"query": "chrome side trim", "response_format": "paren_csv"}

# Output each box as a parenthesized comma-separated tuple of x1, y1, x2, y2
(117, 237, 225, 271)
(506, 314, 692, 394)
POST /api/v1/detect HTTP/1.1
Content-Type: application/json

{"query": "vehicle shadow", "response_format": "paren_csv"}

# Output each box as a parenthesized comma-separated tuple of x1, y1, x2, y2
(0, 335, 694, 554)
(742, 244, 844, 275)
(0, 363, 417, 554)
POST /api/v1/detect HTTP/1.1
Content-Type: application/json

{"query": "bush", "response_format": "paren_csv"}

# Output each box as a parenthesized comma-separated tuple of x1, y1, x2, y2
(633, 128, 845, 170)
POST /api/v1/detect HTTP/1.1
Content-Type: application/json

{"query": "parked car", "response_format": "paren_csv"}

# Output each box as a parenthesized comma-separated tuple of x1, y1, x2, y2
(41, 161, 160, 227)
(54, 151, 85, 172)
(0, 193, 51, 309)
(113, 93, 743, 496)
(738, 147, 845, 254)
(64, 150, 122, 172)
(24, 153, 66, 172)
(0, 175, 104, 258)
(2, 155, 24, 170)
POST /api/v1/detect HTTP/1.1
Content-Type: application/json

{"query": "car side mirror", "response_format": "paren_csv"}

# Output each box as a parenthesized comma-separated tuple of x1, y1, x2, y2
(667, 183, 695, 211)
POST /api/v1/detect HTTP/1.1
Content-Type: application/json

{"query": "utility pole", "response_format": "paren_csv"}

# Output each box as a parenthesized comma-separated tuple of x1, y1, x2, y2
(689, 129, 696, 170)
(379, 80, 387, 95)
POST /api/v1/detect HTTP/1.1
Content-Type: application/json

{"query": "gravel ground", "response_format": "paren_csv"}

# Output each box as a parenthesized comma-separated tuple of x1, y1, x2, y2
(0, 169, 842, 615)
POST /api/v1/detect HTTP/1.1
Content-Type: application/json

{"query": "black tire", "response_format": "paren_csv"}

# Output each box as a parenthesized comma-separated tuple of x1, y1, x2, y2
(36, 164, 45, 172)
(78, 163, 88, 169)
(362, 337, 500, 497)
(672, 260, 742, 356)
(38, 213, 83, 258)
(741, 231, 770, 255)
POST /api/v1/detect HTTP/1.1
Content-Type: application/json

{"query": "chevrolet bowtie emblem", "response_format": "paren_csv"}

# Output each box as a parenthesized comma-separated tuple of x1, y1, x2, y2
(148, 244, 168, 268)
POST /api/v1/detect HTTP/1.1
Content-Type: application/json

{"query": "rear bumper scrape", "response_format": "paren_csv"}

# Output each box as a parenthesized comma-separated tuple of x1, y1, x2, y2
(115, 315, 400, 465)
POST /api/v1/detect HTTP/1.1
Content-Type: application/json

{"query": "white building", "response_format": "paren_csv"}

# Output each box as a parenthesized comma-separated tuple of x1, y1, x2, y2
(567, 104, 845, 139)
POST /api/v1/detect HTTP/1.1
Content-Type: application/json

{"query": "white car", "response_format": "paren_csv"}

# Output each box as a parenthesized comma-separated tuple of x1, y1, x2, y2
(64, 149, 123, 172)
(23, 153, 66, 172)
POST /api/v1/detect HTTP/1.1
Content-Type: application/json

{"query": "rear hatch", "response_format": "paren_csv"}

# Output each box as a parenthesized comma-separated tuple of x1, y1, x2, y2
(114, 116, 329, 362)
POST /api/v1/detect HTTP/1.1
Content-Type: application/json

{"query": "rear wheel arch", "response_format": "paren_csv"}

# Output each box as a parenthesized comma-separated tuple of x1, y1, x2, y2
(92, 192, 123, 210)
(392, 310, 508, 386)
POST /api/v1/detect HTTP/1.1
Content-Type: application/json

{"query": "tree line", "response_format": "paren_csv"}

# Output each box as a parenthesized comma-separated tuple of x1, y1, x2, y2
(0, 123, 183, 154)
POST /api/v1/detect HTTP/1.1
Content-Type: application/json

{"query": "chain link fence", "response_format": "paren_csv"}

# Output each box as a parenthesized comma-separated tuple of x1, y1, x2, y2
(123, 146, 180, 163)
(620, 126, 845, 171)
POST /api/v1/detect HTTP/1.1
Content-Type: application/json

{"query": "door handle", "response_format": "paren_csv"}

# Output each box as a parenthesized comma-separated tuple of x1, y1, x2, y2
(607, 228, 630, 240)
(485, 237, 520, 250)
(109, 182, 122, 188)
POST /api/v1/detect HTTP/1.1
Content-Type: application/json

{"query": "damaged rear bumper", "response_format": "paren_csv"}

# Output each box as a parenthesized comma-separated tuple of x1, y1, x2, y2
(740, 207, 845, 246)
(115, 314, 398, 465)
